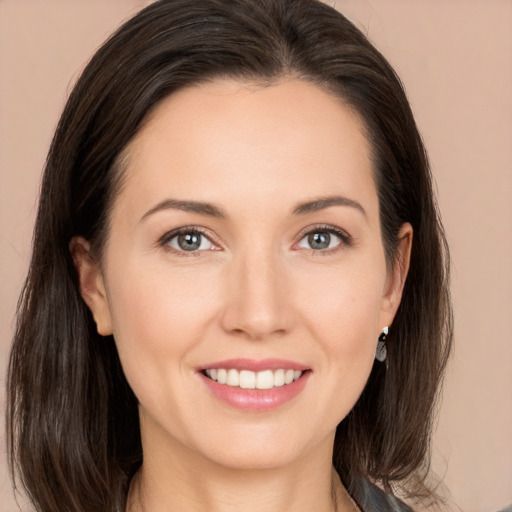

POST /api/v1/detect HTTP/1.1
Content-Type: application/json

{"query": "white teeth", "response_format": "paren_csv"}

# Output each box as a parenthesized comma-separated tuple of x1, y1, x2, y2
(217, 368, 227, 384)
(204, 368, 304, 389)
(227, 369, 239, 386)
(239, 370, 256, 389)
(256, 370, 274, 389)
(273, 368, 285, 387)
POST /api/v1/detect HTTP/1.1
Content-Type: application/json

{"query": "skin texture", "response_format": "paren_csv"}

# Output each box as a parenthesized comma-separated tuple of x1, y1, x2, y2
(71, 78, 412, 512)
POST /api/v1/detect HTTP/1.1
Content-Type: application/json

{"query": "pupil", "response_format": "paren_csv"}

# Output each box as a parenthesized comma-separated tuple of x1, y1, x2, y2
(309, 232, 330, 249)
(178, 233, 201, 251)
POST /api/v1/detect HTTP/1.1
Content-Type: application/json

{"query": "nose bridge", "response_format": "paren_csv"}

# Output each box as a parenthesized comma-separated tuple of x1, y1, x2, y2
(221, 240, 291, 339)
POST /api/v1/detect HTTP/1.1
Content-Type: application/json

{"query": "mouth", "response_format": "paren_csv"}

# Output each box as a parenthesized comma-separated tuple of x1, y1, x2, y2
(198, 359, 311, 411)
(202, 368, 304, 390)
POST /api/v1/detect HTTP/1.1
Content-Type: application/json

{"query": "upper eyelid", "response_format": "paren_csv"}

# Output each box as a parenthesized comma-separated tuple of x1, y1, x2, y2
(297, 224, 351, 241)
(159, 226, 218, 247)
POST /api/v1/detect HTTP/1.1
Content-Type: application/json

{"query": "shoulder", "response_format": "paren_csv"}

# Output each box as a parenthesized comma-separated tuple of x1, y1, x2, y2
(350, 477, 414, 512)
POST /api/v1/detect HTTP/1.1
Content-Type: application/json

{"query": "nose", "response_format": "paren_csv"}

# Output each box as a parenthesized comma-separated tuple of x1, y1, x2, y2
(220, 246, 294, 340)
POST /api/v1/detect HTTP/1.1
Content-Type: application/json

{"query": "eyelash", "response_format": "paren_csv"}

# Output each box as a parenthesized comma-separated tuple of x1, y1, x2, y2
(296, 224, 353, 255)
(158, 226, 216, 257)
(158, 224, 353, 257)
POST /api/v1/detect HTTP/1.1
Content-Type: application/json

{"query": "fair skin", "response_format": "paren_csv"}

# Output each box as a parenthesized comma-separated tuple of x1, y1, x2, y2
(71, 78, 412, 512)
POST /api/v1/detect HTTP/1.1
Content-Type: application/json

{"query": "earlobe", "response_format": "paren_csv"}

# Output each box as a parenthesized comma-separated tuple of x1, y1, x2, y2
(381, 223, 413, 322)
(69, 237, 113, 336)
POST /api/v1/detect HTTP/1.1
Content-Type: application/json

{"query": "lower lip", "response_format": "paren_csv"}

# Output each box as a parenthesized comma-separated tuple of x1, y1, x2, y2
(200, 372, 310, 412)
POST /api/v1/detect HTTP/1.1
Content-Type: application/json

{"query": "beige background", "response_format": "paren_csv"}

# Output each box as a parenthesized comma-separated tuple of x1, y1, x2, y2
(1, 1, 511, 511)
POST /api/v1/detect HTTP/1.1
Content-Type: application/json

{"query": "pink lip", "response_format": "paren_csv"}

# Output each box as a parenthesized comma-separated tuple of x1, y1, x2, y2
(199, 358, 309, 372)
(198, 359, 311, 412)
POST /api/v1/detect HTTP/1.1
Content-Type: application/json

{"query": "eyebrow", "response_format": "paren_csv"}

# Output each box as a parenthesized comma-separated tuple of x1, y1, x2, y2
(140, 194, 366, 222)
(292, 196, 366, 218)
(140, 199, 227, 221)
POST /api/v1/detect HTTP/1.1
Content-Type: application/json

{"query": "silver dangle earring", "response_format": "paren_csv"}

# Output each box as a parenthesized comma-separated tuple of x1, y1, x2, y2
(375, 326, 389, 362)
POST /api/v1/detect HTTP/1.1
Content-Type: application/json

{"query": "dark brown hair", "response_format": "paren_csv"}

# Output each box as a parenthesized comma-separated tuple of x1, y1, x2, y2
(7, 0, 452, 510)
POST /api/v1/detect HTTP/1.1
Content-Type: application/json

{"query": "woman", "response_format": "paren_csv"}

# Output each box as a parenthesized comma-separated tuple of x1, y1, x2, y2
(7, 0, 452, 511)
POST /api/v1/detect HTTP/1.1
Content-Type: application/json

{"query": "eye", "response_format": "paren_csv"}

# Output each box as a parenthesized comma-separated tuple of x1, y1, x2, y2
(297, 227, 349, 251)
(162, 228, 216, 253)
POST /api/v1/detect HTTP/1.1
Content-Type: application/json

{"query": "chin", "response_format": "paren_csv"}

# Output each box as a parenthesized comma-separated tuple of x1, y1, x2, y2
(187, 423, 334, 472)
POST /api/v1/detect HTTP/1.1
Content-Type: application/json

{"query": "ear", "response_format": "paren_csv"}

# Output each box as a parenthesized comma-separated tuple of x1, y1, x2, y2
(380, 223, 413, 326)
(69, 237, 113, 336)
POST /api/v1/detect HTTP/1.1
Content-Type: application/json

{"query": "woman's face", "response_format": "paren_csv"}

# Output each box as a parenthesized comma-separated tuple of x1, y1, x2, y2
(76, 78, 410, 471)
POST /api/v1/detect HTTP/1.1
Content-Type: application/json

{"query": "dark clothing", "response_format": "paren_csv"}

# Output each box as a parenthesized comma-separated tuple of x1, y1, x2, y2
(351, 478, 414, 512)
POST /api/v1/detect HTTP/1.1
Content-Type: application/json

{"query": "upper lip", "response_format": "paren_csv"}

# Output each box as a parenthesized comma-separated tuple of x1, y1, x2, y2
(199, 358, 309, 372)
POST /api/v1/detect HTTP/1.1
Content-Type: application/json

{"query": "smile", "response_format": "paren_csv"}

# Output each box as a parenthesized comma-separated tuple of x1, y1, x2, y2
(199, 359, 310, 411)
(204, 368, 303, 389)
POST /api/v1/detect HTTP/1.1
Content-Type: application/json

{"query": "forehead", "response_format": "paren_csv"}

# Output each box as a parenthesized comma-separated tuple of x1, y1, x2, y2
(115, 78, 378, 222)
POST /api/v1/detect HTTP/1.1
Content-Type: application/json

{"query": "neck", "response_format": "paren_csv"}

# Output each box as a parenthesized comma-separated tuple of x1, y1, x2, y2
(127, 423, 357, 512)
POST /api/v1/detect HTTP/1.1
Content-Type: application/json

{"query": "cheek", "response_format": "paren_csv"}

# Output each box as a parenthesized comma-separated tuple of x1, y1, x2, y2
(297, 258, 385, 342)
(104, 259, 222, 393)
(292, 257, 385, 396)
(109, 256, 218, 333)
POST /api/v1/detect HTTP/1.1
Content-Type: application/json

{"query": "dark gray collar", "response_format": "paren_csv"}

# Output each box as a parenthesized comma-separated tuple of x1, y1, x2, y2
(350, 478, 414, 512)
